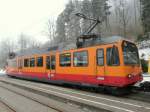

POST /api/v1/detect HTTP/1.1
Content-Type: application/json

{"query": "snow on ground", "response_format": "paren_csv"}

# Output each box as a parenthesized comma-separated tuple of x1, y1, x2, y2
(132, 74, 150, 87)
(0, 69, 6, 75)
(143, 73, 150, 82)
(139, 48, 150, 60)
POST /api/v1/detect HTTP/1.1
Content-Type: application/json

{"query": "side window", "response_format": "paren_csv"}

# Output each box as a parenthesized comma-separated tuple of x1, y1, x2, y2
(107, 47, 119, 66)
(97, 49, 104, 66)
(24, 59, 29, 67)
(8, 59, 17, 68)
(46, 56, 50, 69)
(37, 57, 43, 67)
(60, 53, 71, 67)
(51, 55, 56, 70)
(30, 58, 35, 67)
(73, 51, 88, 67)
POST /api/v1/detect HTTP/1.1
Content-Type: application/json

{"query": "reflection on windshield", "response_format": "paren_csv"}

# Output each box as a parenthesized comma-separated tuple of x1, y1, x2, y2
(122, 41, 139, 65)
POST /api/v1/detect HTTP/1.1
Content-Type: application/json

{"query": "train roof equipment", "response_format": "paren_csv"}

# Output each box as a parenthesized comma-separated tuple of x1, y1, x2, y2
(8, 13, 130, 59)
(75, 13, 125, 48)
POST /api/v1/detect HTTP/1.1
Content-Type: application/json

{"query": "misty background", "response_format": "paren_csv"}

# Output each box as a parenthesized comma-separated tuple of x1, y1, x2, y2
(0, 0, 149, 68)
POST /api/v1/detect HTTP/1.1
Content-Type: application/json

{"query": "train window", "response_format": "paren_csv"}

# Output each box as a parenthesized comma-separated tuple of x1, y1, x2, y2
(107, 47, 119, 66)
(46, 56, 50, 69)
(122, 41, 140, 65)
(8, 59, 17, 68)
(97, 49, 104, 66)
(30, 58, 35, 67)
(51, 55, 56, 70)
(24, 59, 29, 67)
(73, 51, 88, 67)
(60, 53, 71, 67)
(37, 57, 43, 67)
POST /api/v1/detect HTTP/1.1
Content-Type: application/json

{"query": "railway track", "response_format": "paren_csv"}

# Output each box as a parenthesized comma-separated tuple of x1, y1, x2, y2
(0, 86, 63, 112)
(0, 80, 86, 112)
(0, 87, 64, 112)
(0, 99, 17, 112)
(0, 76, 150, 112)
(4, 76, 150, 104)
(0, 81, 108, 112)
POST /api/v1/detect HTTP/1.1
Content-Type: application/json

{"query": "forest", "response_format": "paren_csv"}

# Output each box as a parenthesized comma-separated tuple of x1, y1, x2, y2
(0, 0, 150, 68)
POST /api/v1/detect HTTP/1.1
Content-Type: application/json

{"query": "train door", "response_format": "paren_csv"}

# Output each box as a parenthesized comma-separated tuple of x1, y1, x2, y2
(105, 45, 120, 83)
(46, 55, 51, 79)
(18, 58, 23, 74)
(96, 48, 105, 81)
(50, 55, 56, 79)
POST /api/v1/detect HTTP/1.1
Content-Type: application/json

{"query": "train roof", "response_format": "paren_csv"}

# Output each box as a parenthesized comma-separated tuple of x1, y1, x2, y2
(14, 36, 130, 57)
(76, 35, 130, 48)
(96, 36, 126, 44)
(16, 47, 54, 57)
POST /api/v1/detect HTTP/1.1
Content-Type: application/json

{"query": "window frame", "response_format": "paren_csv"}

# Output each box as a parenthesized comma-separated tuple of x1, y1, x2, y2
(51, 55, 56, 70)
(24, 58, 30, 67)
(106, 46, 120, 66)
(97, 48, 104, 66)
(36, 56, 43, 67)
(8, 59, 17, 68)
(46, 56, 50, 69)
(122, 41, 140, 66)
(30, 58, 35, 67)
(59, 53, 71, 67)
(73, 50, 88, 67)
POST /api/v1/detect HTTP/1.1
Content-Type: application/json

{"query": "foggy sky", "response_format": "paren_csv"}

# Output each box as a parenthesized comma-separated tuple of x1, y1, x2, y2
(0, 0, 69, 43)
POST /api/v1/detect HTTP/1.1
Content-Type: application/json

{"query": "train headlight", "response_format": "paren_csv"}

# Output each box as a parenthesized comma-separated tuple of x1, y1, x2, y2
(128, 74, 132, 78)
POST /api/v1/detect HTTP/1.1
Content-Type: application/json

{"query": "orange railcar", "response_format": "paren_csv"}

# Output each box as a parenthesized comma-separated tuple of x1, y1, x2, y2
(6, 39, 143, 94)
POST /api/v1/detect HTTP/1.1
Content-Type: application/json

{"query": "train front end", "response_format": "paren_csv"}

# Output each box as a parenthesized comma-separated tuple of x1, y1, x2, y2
(121, 40, 143, 86)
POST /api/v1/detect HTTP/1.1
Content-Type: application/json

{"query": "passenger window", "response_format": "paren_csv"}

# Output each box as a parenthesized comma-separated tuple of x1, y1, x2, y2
(60, 53, 71, 67)
(46, 56, 50, 69)
(24, 59, 29, 67)
(37, 57, 43, 67)
(8, 59, 17, 68)
(73, 51, 88, 67)
(30, 58, 35, 67)
(51, 55, 56, 70)
(107, 47, 119, 66)
(97, 49, 104, 66)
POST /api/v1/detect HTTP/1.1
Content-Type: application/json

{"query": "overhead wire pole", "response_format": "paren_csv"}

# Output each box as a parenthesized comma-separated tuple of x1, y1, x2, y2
(75, 13, 103, 48)
(75, 13, 101, 35)
(134, 0, 137, 36)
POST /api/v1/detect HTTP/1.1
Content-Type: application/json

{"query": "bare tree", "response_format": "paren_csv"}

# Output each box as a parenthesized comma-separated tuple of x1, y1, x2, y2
(118, 0, 130, 37)
(111, 0, 130, 38)
(134, 0, 137, 33)
(18, 33, 29, 53)
(46, 18, 56, 46)
(18, 33, 42, 51)
(133, 0, 142, 37)
(0, 38, 16, 68)
(110, 0, 143, 40)
(28, 38, 41, 49)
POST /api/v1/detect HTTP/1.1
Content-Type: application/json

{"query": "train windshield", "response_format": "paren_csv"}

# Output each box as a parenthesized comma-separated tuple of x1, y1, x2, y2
(122, 41, 140, 65)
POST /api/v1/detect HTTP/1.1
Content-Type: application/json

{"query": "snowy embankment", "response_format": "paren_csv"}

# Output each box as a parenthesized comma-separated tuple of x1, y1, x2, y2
(139, 48, 150, 60)
(143, 73, 150, 82)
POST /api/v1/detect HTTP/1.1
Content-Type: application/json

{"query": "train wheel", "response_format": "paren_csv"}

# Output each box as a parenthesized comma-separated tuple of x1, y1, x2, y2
(105, 86, 131, 96)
